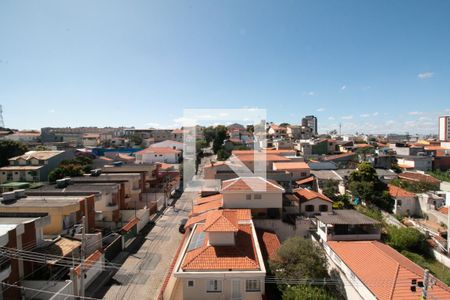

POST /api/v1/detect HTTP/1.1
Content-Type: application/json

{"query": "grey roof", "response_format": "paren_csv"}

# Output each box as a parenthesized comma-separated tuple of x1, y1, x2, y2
(311, 170, 342, 181)
(316, 209, 380, 225)
(0, 196, 83, 208)
(32, 182, 119, 193)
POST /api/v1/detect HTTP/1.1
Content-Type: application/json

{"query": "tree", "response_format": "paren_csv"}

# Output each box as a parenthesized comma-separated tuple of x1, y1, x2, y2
(0, 140, 28, 167)
(269, 237, 329, 283)
(282, 285, 337, 300)
(129, 134, 143, 146)
(34, 145, 50, 151)
(349, 162, 393, 211)
(387, 227, 429, 256)
(279, 123, 290, 128)
(212, 125, 228, 154)
(217, 149, 231, 161)
(246, 125, 254, 134)
(322, 179, 339, 199)
(203, 126, 216, 144)
(48, 165, 84, 182)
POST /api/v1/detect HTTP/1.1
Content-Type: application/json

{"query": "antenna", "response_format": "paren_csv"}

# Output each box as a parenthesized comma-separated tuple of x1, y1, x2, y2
(0, 105, 4, 128)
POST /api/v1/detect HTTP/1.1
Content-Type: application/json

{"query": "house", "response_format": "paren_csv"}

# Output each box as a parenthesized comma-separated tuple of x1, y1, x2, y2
(0, 150, 73, 183)
(171, 129, 185, 143)
(398, 171, 441, 188)
(267, 124, 287, 139)
(173, 209, 269, 300)
(0, 192, 95, 235)
(388, 185, 419, 216)
(292, 188, 333, 217)
(82, 133, 101, 147)
(272, 162, 310, 181)
(324, 240, 450, 300)
(221, 177, 285, 219)
(135, 147, 181, 164)
(397, 155, 433, 171)
(312, 139, 337, 155)
(149, 140, 184, 151)
(0, 213, 51, 299)
(1, 131, 40, 143)
(316, 210, 381, 242)
(286, 125, 312, 140)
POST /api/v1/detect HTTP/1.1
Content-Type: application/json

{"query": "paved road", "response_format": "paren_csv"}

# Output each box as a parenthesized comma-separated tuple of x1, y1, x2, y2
(101, 157, 208, 300)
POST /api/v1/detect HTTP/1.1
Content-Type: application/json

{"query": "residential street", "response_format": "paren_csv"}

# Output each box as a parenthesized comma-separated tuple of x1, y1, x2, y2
(101, 157, 208, 300)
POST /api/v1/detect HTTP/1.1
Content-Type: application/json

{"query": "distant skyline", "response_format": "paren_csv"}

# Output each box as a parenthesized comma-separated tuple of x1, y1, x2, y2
(1, 0, 450, 134)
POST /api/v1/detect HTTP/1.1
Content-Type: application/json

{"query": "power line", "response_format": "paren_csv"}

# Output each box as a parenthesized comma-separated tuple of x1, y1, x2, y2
(0, 281, 101, 300)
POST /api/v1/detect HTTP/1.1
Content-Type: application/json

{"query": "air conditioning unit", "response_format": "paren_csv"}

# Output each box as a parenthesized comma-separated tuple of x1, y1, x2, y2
(90, 169, 102, 177)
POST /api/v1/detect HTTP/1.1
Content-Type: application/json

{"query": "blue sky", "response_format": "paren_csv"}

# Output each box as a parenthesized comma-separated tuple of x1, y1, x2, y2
(1, 0, 449, 134)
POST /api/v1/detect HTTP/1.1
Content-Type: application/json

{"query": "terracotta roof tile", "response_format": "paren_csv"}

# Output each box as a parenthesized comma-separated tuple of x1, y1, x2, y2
(273, 162, 310, 171)
(296, 176, 315, 185)
(193, 194, 223, 205)
(185, 208, 251, 228)
(222, 177, 285, 192)
(181, 224, 260, 271)
(398, 172, 441, 186)
(121, 217, 139, 232)
(388, 184, 416, 198)
(294, 188, 333, 203)
(203, 210, 239, 232)
(256, 229, 281, 261)
(190, 199, 223, 216)
(328, 241, 450, 300)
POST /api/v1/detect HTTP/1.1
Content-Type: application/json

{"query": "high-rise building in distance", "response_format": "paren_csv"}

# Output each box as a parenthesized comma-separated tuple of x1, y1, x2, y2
(302, 115, 318, 135)
(439, 115, 450, 141)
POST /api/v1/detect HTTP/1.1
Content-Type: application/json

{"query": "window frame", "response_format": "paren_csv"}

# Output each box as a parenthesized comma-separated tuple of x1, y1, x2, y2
(187, 280, 194, 287)
(206, 279, 222, 293)
(254, 194, 262, 200)
(246, 194, 252, 200)
(245, 279, 261, 292)
(305, 204, 314, 212)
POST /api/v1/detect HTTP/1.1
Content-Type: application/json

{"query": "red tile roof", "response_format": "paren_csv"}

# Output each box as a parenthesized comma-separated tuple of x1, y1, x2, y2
(190, 199, 223, 216)
(121, 217, 139, 232)
(294, 188, 333, 203)
(185, 208, 251, 228)
(74, 250, 103, 276)
(233, 153, 291, 162)
(439, 207, 448, 215)
(388, 184, 416, 198)
(181, 224, 260, 271)
(256, 229, 281, 261)
(321, 152, 356, 161)
(398, 172, 441, 186)
(296, 176, 315, 185)
(204, 210, 239, 232)
(273, 162, 310, 171)
(328, 241, 450, 300)
(222, 177, 285, 192)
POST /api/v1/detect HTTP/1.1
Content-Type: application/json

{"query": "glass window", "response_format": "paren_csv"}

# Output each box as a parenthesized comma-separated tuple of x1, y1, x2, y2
(187, 280, 194, 287)
(305, 205, 314, 212)
(319, 205, 328, 212)
(246, 280, 261, 292)
(397, 200, 402, 207)
(207, 280, 222, 292)
(246, 194, 251, 200)
(254, 194, 262, 200)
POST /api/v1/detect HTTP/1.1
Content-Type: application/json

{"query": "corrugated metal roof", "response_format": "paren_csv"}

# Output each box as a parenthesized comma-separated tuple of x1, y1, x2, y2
(316, 209, 380, 225)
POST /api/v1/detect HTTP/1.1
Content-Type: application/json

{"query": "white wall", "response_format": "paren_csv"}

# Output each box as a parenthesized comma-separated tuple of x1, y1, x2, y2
(208, 232, 235, 246)
(222, 192, 282, 209)
(300, 198, 332, 217)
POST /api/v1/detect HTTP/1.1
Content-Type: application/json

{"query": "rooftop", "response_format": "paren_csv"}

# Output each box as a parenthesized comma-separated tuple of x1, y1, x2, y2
(316, 209, 380, 225)
(328, 240, 450, 300)
(136, 147, 181, 155)
(294, 188, 333, 203)
(9, 150, 64, 161)
(222, 177, 285, 192)
(180, 223, 260, 272)
(203, 210, 239, 232)
(398, 172, 441, 185)
(273, 161, 310, 171)
(388, 184, 416, 198)
(0, 195, 85, 208)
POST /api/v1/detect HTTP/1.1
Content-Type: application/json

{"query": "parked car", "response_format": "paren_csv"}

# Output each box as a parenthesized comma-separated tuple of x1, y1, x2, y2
(179, 218, 188, 234)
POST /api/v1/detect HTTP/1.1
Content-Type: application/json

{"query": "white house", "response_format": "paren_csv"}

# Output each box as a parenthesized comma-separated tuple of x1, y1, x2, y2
(135, 147, 181, 164)
(221, 177, 285, 219)
(149, 140, 184, 151)
(388, 184, 419, 217)
(293, 188, 333, 217)
(173, 209, 269, 300)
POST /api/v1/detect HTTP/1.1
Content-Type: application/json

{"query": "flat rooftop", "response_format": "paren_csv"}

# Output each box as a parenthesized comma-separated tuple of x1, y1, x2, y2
(316, 209, 380, 225)
(0, 196, 84, 208)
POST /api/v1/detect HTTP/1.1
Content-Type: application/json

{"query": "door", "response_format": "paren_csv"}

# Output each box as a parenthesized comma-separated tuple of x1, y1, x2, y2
(231, 279, 241, 300)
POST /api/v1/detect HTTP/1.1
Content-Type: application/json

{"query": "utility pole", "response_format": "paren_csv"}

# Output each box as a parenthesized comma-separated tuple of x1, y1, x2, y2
(421, 269, 430, 300)
(79, 216, 86, 298)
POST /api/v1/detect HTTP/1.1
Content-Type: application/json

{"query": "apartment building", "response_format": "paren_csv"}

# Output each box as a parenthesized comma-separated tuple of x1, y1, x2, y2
(0, 150, 73, 183)
(439, 115, 450, 142)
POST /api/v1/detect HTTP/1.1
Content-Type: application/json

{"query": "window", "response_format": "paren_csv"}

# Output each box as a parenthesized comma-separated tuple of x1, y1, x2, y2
(246, 194, 251, 200)
(246, 280, 261, 292)
(319, 205, 328, 212)
(301, 172, 306, 177)
(207, 280, 222, 292)
(305, 205, 314, 212)
(187, 280, 194, 287)
(397, 200, 402, 207)
(254, 194, 262, 200)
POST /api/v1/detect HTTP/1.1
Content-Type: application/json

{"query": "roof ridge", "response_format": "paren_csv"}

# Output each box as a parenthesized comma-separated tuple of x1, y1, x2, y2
(389, 262, 401, 300)
(182, 245, 210, 269)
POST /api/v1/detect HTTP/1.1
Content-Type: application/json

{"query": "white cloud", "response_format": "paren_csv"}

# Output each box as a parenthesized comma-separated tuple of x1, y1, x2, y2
(419, 116, 430, 121)
(360, 113, 370, 118)
(341, 115, 353, 120)
(341, 85, 346, 90)
(418, 72, 434, 79)
(316, 108, 325, 112)
(328, 116, 335, 120)
(385, 120, 395, 125)
(49, 109, 56, 113)
(408, 111, 423, 115)
(372, 112, 379, 116)
(219, 112, 229, 117)
(308, 91, 315, 96)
